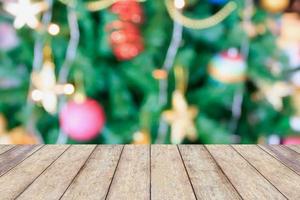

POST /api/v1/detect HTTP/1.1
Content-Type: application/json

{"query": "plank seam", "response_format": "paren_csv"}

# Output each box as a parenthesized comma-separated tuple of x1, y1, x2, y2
(0, 145, 44, 178)
(58, 145, 98, 199)
(284, 145, 300, 155)
(230, 145, 288, 200)
(14, 145, 71, 200)
(149, 145, 151, 200)
(0, 145, 17, 157)
(258, 145, 300, 177)
(204, 145, 244, 200)
(104, 145, 125, 200)
(176, 145, 198, 200)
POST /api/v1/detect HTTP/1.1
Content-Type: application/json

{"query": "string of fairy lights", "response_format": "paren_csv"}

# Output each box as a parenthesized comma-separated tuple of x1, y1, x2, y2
(2, 0, 237, 144)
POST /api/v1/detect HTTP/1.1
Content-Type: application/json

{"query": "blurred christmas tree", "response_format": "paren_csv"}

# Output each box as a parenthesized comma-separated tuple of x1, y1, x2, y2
(0, 0, 300, 144)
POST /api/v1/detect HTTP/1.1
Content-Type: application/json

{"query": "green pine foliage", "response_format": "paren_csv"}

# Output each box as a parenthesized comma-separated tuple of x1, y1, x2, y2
(0, 0, 294, 144)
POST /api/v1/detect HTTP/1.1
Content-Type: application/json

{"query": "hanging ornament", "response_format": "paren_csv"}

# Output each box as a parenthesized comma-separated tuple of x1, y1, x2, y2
(290, 86, 300, 132)
(132, 130, 151, 144)
(282, 136, 300, 144)
(258, 134, 281, 144)
(0, 114, 37, 144)
(30, 45, 75, 114)
(278, 13, 300, 86)
(208, 48, 247, 84)
(260, 0, 289, 13)
(111, 0, 144, 24)
(0, 23, 19, 51)
(8, 127, 38, 144)
(0, 114, 7, 135)
(163, 66, 198, 144)
(107, 0, 144, 60)
(3, 0, 48, 29)
(253, 81, 292, 111)
(290, 116, 300, 132)
(209, 0, 228, 5)
(289, 0, 300, 13)
(59, 98, 106, 141)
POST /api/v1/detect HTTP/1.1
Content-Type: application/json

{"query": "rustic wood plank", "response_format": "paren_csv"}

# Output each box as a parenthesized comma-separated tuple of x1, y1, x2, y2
(233, 145, 300, 199)
(0, 145, 15, 155)
(0, 145, 42, 177)
(16, 145, 96, 200)
(260, 145, 300, 175)
(286, 145, 300, 154)
(61, 145, 123, 200)
(151, 145, 196, 200)
(106, 145, 150, 200)
(206, 145, 286, 200)
(179, 145, 241, 200)
(0, 145, 69, 200)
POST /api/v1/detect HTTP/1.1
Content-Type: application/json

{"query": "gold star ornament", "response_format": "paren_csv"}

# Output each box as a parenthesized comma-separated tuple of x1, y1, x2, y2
(163, 66, 198, 144)
(254, 81, 292, 111)
(4, 0, 48, 29)
(163, 90, 198, 144)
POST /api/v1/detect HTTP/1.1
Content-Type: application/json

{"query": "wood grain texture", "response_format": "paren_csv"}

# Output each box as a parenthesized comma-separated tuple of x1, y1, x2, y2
(287, 145, 300, 154)
(0, 145, 42, 176)
(260, 145, 300, 175)
(233, 145, 300, 199)
(0, 144, 299, 200)
(151, 145, 196, 200)
(179, 145, 241, 200)
(16, 145, 95, 200)
(61, 145, 123, 200)
(0, 145, 69, 200)
(106, 145, 150, 200)
(206, 145, 286, 200)
(0, 145, 15, 155)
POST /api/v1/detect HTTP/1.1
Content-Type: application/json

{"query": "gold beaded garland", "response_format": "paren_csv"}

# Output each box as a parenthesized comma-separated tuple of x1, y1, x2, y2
(165, 0, 237, 30)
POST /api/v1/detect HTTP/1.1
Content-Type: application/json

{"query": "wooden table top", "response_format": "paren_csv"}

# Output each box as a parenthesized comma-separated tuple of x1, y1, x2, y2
(0, 145, 299, 200)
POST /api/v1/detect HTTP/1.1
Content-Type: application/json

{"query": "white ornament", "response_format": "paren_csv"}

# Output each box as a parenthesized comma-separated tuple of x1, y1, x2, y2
(290, 116, 300, 132)
(4, 0, 48, 29)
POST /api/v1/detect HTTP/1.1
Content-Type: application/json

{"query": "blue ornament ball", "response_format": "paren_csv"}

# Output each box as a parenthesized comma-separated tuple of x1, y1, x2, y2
(208, 0, 228, 5)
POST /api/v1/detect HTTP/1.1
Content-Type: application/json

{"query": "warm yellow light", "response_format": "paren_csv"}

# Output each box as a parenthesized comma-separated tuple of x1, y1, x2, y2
(152, 69, 168, 80)
(63, 84, 75, 95)
(174, 0, 185, 9)
(74, 92, 86, 103)
(48, 23, 60, 35)
(31, 89, 43, 101)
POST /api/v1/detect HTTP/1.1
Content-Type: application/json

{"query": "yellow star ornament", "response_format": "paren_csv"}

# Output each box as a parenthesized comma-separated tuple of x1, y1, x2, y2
(4, 0, 48, 29)
(163, 90, 198, 144)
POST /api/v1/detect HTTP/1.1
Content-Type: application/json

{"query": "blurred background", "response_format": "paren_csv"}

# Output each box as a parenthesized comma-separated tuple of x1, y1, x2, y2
(0, 0, 300, 144)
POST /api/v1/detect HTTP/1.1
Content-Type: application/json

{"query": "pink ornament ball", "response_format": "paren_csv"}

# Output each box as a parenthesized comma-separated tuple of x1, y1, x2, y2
(282, 136, 300, 145)
(59, 99, 105, 141)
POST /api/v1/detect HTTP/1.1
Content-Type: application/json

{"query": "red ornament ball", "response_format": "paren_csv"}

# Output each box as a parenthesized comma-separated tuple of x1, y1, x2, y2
(59, 99, 105, 141)
(113, 42, 143, 60)
(110, 0, 144, 24)
(107, 20, 144, 60)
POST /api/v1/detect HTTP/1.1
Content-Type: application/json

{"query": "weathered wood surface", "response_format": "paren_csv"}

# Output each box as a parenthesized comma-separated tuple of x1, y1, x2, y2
(0, 145, 299, 200)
